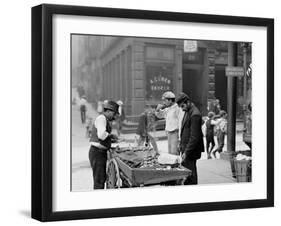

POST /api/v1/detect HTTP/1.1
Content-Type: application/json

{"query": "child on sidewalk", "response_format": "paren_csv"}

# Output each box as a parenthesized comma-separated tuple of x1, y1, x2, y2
(211, 110, 227, 158)
(205, 111, 216, 159)
(136, 105, 159, 154)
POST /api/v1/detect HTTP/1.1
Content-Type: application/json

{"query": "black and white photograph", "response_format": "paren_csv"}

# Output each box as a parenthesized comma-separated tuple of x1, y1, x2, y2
(71, 35, 252, 191)
(0, 0, 279, 225)
(30, 3, 274, 222)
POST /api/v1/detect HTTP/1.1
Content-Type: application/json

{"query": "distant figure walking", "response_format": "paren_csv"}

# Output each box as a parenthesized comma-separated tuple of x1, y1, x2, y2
(80, 95, 87, 124)
(115, 100, 126, 137)
(205, 111, 216, 159)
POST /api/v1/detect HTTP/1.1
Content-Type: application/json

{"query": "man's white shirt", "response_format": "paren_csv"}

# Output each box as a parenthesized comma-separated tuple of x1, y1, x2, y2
(155, 103, 184, 132)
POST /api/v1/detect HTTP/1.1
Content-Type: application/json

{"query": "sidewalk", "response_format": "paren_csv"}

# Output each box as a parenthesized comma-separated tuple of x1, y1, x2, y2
(197, 159, 236, 184)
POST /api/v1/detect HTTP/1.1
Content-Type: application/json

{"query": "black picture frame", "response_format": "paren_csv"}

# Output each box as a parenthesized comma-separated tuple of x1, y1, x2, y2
(31, 4, 274, 222)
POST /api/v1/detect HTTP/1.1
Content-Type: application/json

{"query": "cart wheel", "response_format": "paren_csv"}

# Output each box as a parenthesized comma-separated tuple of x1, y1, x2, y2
(106, 159, 121, 189)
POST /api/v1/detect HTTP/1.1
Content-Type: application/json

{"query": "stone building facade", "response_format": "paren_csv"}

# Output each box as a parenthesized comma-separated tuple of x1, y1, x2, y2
(99, 37, 183, 116)
(72, 35, 250, 118)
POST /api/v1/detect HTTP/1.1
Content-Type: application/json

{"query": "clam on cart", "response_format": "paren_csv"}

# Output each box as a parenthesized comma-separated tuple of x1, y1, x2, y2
(106, 146, 192, 188)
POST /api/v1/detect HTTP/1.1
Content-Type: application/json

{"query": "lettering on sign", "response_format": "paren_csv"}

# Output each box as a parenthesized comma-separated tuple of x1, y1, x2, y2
(146, 65, 174, 100)
(225, 66, 245, 77)
(150, 74, 172, 91)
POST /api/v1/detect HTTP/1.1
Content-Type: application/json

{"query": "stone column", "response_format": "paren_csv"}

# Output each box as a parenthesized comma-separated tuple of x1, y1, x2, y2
(207, 48, 216, 112)
(175, 45, 183, 95)
(131, 42, 145, 116)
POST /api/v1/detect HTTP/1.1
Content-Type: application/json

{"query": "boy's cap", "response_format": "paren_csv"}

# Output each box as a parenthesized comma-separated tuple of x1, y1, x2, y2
(162, 91, 175, 99)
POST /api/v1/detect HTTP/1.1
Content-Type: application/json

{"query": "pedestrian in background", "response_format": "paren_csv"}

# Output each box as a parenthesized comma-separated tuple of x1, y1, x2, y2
(176, 92, 204, 185)
(205, 111, 216, 159)
(80, 95, 87, 124)
(136, 105, 158, 153)
(208, 98, 221, 116)
(211, 110, 227, 158)
(155, 91, 183, 155)
(213, 99, 221, 115)
(88, 100, 119, 189)
(115, 100, 126, 137)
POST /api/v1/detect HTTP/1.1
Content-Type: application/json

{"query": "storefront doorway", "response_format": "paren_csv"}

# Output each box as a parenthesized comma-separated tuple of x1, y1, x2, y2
(215, 65, 227, 111)
(182, 48, 207, 115)
(182, 68, 204, 112)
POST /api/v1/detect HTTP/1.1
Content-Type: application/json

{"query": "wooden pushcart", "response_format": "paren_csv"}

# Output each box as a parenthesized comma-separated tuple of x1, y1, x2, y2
(106, 147, 192, 188)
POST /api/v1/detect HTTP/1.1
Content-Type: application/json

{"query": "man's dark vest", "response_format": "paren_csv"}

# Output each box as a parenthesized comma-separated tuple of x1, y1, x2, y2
(90, 115, 112, 149)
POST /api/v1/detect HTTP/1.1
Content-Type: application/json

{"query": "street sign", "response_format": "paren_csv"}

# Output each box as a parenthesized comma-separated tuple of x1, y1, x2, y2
(184, 40, 197, 52)
(225, 66, 245, 77)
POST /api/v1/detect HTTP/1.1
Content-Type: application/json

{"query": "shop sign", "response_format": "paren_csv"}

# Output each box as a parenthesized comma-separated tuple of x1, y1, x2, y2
(149, 75, 172, 91)
(225, 66, 244, 77)
(146, 65, 173, 100)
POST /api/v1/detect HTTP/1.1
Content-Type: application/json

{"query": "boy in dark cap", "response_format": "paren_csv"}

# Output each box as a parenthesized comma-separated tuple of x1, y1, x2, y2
(176, 92, 204, 185)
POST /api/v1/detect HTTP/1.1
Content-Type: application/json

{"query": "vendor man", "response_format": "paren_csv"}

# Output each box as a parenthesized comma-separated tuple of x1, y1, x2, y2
(89, 100, 119, 189)
(176, 92, 204, 185)
(155, 91, 183, 155)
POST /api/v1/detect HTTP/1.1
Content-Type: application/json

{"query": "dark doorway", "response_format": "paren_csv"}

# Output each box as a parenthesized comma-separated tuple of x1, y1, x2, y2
(182, 48, 208, 115)
(215, 65, 227, 111)
(182, 68, 204, 113)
